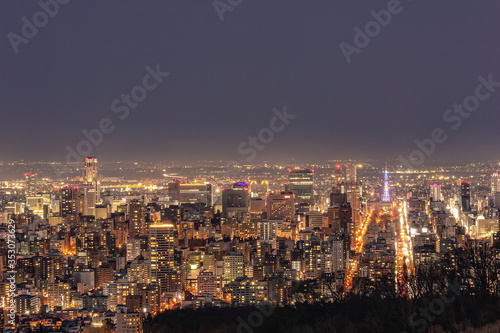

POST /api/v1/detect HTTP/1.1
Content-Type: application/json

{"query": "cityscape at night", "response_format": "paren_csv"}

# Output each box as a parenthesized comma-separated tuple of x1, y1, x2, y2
(3, 1, 500, 333)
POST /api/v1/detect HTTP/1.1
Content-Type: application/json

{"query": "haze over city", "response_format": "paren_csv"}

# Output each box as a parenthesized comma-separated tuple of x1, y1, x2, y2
(2, 1, 500, 163)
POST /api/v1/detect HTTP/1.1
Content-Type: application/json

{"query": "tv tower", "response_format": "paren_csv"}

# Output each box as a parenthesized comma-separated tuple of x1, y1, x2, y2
(382, 165, 391, 202)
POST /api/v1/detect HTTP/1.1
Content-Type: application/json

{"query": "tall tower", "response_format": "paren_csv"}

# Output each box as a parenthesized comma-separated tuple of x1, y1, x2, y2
(25, 172, 38, 196)
(430, 184, 442, 202)
(84, 157, 98, 184)
(330, 165, 347, 205)
(491, 173, 500, 197)
(461, 181, 471, 212)
(129, 199, 146, 238)
(84, 157, 100, 203)
(60, 186, 77, 217)
(149, 224, 175, 293)
(346, 164, 357, 183)
(382, 165, 391, 202)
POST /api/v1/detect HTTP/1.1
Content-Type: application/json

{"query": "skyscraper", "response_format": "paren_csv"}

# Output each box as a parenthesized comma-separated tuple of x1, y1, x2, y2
(84, 157, 98, 184)
(84, 157, 100, 203)
(25, 172, 37, 197)
(346, 164, 357, 183)
(287, 169, 314, 202)
(491, 173, 500, 197)
(382, 166, 391, 202)
(77, 185, 96, 216)
(461, 181, 471, 212)
(430, 184, 442, 202)
(149, 224, 175, 293)
(330, 165, 347, 205)
(60, 186, 77, 217)
(129, 200, 146, 238)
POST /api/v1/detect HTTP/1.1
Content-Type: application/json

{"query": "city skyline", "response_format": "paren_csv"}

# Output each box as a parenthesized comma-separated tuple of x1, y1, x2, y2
(3, 1, 500, 332)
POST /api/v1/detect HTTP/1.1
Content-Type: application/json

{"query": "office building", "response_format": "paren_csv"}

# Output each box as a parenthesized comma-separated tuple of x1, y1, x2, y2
(149, 224, 175, 293)
(267, 192, 295, 221)
(287, 169, 314, 202)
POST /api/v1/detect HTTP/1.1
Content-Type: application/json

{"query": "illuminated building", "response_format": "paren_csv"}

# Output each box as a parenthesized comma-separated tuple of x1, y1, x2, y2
(259, 219, 279, 241)
(382, 166, 391, 202)
(267, 192, 295, 221)
(129, 258, 151, 283)
(60, 186, 77, 217)
(222, 186, 250, 219)
(129, 200, 146, 238)
(230, 279, 256, 306)
(84, 157, 98, 184)
(249, 180, 269, 199)
(330, 165, 347, 205)
(287, 169, 314, 202)
(47, 281, 71, 309)
(149, 224, 175, 293)
(25, 172, 37, 196)
(492, 172, 500, 196)
(305, 211, 323, 229)
(346, 164, 357, 183)
(223, 253, 244, 281)
(77, 184, 96, 216)
(84, 157, 101, 202)
(179, 183, 212, 205)
(197, 272, 223, 299)
(116, 307, 143, 333)
(76, 232, 99, 256)
(96, 265, 114, 288)
(430, 183, 442, 202)
(461, 181, 471, 212)
(15, 295, 40, 315)
(127, 238, 142, 261)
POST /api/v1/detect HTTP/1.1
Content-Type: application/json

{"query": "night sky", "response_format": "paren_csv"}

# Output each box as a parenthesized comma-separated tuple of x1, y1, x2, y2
(2, 0, 500, 164)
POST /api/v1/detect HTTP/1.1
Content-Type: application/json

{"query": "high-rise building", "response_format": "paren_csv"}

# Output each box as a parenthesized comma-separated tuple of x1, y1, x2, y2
(287, 169, 314, 202)
(349, 184, 362, 232)
(382, 166, 391, 202)
(77, 185, 96, 216)
(25, 172, 37, 196)
(222, 187, 250, 219)
(461, 181, 471, 212)
(492, 173, 500, 197)
(346, 164, 357, 183)
(84, 157, 98, 184)
(84, 157, 101, 203)
(149, 224, 175, 293)
(430, 184, 442, 202)
(330, 165, 346, 205)
(129, 200, 146, 238)
(266, 192, 295, 221)
(60, 186, 77, 217)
